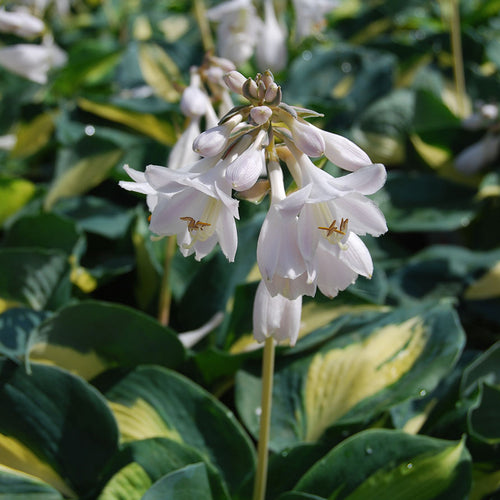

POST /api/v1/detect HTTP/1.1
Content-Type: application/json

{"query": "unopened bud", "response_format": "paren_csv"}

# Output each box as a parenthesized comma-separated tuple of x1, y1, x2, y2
(180, 86, 209, 118)
(262, 70, 274, 89)
(250, 106, 272, 125)
(258, 80, 266, 101)
(242, 78, 259, 100)
(264, 82, 279, 104)
(223, 70, 247, 95)
(285, 116, 325, 157)
(193, 125, 229, 157)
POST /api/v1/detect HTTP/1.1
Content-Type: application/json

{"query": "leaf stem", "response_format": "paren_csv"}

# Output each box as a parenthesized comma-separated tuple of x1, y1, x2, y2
(158, 235, 176, 326)
(253, 337, 275, 500)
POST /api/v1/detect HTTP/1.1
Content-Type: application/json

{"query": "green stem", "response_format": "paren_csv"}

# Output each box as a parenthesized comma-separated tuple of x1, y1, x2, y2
(158, 235, 176, 326)
(194, 0, 214, 53)
(447, 0, 467, 117)
(253, 337, 275, 500)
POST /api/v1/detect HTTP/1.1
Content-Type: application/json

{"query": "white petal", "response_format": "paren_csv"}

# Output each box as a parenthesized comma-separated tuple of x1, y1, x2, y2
(322, 130, 372, 171)
(168, 119, 201, 170)
(338, 233, 373, 277)
(330, 163, 387, 195)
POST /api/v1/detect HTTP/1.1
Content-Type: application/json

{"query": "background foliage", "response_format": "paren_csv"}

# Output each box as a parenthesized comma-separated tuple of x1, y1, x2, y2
(1, 0, 500, 498)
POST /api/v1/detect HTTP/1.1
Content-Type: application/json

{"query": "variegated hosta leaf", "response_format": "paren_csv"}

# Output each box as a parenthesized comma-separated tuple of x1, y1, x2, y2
(100, 366, 255, 499)
(293, 429, 471, 499)
(236, 302, 465, 451)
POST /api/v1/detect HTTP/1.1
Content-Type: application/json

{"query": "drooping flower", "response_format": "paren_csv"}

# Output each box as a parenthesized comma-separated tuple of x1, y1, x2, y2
(0, 8, 45, 38)
(292, 0, 338, 41)
(253, 280, 302, 346)
(0, 38, 66, 84)
(255, 0, 288, 72)
(120, 162, 239, 262)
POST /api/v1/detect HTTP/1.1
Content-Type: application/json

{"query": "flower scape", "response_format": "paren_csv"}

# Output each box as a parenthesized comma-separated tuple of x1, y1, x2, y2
(121, 69, 387, 346)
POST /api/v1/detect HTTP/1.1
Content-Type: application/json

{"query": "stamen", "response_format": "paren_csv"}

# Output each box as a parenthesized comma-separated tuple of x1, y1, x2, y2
(318, 218, 348, 237)
(180, 217, 211, 232)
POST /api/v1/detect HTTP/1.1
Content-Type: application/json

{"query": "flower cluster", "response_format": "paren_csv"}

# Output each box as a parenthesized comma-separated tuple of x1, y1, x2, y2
(121, 69, 387, 346)
(207, 0, 338, 71)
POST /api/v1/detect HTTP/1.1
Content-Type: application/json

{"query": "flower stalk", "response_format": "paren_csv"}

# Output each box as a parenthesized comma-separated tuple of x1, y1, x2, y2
(253, 337, 275, 500)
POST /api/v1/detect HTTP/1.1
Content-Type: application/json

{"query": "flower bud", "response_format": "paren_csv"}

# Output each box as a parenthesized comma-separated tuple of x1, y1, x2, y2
(250, 105, 272, 125)
(253, 280, 302, 346)
(223, 70, 247, 95)
(180, 85, 209, 118)
(264, 82, 279, 103)
(242, 77, 259, 100)
(193, 125, 229, 157)
(285, 116, 325, 157)
(321, 130, 371, 171)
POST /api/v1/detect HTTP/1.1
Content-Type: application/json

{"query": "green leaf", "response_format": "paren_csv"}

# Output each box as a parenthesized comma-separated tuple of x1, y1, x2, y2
(0, 308, 50, 367)
(103, 437, 230, 500)
(236, 302, 465, 450)
(10, 113, 55, 159)
(98, 462, 152, 500)
(374, 171, 478, 232)
(101, 366, 255, 498)
(30, 301, 185, 380)
(3, 212, 85, 257)
(142, 463, 213, 500)
(0, 466, 63, 499)
(293, 430, 471, 499)
(52, 196, 133, 239)
(44, 149, 123, 210)
(77, 98, 176, 146)
(0, 360, 119, 497)
(468, 382, 500, 444)
(0, 177, 36, 226)
(0, 249, 70, 311)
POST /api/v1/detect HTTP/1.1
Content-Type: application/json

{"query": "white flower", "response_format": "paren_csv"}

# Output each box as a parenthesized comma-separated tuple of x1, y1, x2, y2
(193, 114, 243, 157)
(0, 134, 16, 151)
(292, 0, 338, 41)
(121, 162, 239, 262)
(207, 0, 260, 65)
(253, 280, 302, 346)
(255, 0, 288, 72)
(0, 39, 66, 84)
(0, 8, 45, 38)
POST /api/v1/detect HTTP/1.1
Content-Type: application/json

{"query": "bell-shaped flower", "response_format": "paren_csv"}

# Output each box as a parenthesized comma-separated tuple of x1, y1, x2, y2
(0, 8, 45, 38)
(253, 280, 302, 346)
(119, 165, 158, 214)
(144, 162, 240, 262)
(0, 39, 66, 84)
(255, 0, 288, 72)
(180, 70, 210, 119)
(292, 0, 338, 41)
(257, 181, 316, 299)
(207, 0, 259, 66)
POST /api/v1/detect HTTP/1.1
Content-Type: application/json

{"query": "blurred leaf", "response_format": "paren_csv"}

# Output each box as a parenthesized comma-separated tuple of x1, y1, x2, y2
(0, 249, 70, 311)
(10, 113, 55, 159)
(101, 366, 255, 498)
(0, 466, 63, 499)
(464, 261, 500, 300)
(77, 98, 176, 145)
(0, 360, 119, 497)
(389, 246, 500, 304)
(30, 301, 185, 380)
(44, 149, 123, 210)
(468, 382, 500, 444)
(53, 196, 133, 239)
(0, 177, 36, 226)
(292, 430, 471, 499)
(138, 43, 182, 102)
(236, 302, 465, 450)
(374, 171, 478, 232)
(3, 212, 85, 257)
(142, 463, 213, 500)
